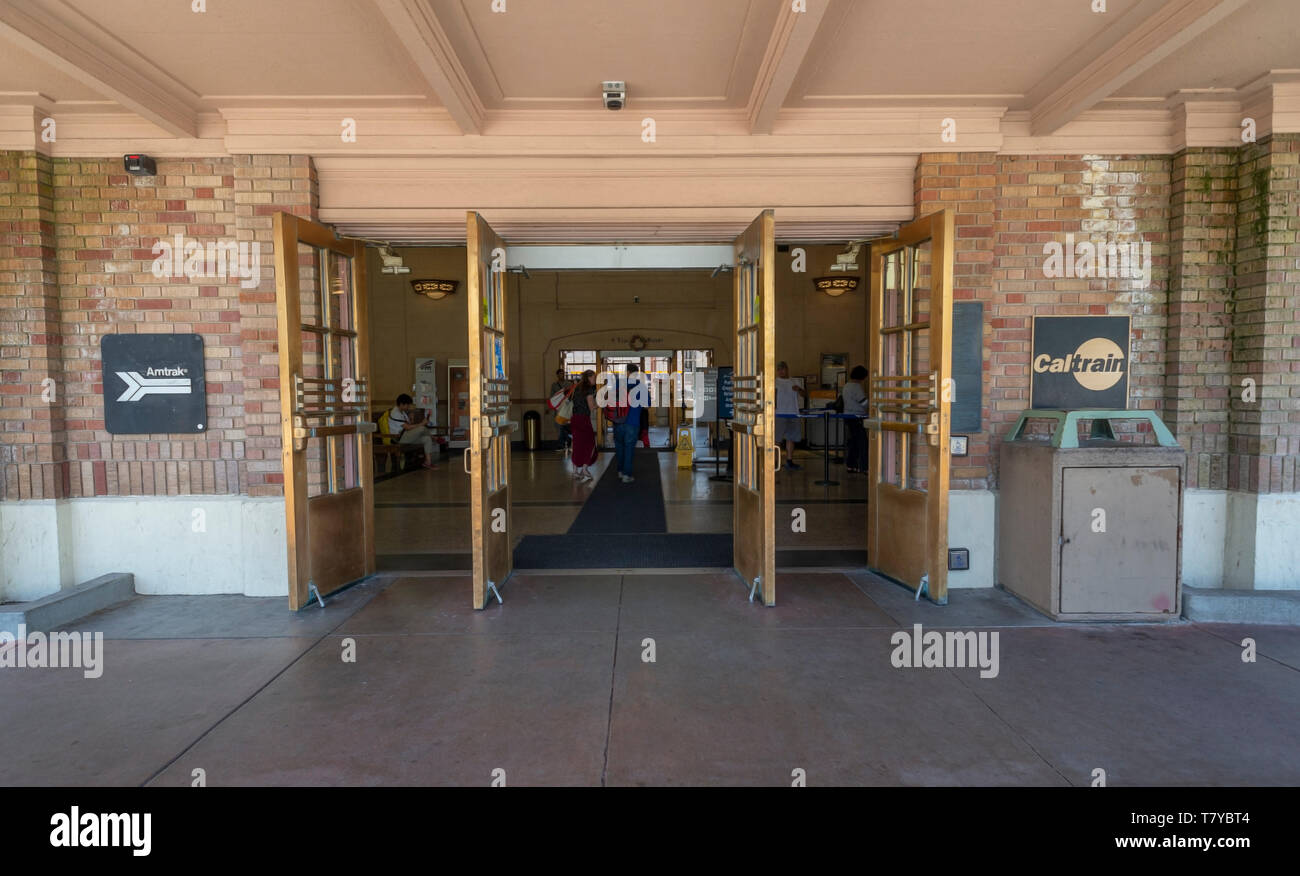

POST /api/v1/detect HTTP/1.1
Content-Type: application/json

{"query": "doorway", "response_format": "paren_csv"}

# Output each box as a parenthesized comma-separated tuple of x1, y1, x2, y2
(271, 210, 957, 610)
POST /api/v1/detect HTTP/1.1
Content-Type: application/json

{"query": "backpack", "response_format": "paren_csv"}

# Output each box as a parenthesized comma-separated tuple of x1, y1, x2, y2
(377, 409, 395, 444)
(833, 395, 845, 414)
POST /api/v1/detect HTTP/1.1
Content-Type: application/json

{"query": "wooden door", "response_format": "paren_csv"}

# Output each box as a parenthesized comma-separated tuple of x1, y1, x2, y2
(732, 210, 776, 605)
(466, 212, 513, 609)
(867, 210, 954, 604)
(273, 212, 375, 610)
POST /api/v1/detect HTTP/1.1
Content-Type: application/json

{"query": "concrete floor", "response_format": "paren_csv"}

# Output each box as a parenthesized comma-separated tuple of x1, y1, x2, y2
(4, 571, 1298, 786)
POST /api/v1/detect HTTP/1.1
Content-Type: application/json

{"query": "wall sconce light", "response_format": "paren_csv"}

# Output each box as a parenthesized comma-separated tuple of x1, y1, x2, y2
(411, 278, 459, 300)
(814, 276, 859, 297)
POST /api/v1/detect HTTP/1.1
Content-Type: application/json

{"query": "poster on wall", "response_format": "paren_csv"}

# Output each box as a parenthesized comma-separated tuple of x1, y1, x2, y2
(101, 333, 207, 434)
(1030, 316, 1130, 410)
(696, 367, 718, 422)
(820, 352, 847, 389)
(413, 357, 437, 425)
(717, 366, 734, 420)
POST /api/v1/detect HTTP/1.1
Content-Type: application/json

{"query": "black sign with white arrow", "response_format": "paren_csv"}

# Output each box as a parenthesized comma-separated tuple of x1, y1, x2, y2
(101, 334, 208, 434)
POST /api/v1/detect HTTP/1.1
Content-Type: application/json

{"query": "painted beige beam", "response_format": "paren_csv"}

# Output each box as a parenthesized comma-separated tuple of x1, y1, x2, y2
(747, 0, 832, 134)
(0, 0, 198, 138)
(1030, 0, 1253, 137)
(371, 0, 484, 135)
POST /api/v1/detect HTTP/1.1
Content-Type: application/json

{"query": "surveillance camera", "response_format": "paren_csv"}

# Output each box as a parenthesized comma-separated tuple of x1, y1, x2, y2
(602, 80, 626, 111)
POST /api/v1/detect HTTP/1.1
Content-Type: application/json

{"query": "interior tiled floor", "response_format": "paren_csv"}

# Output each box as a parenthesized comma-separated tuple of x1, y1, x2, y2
(4, 572, 1297, 786)
(376, 443, 869, 556)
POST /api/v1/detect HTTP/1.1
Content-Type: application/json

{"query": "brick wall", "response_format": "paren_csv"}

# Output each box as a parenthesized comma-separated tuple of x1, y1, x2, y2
(1166, 149, 1235, 489)
(916, 153, 1172, 489)
(1229, 135, 1300, 493)
(0, 151, 62, 497)
(0, 152, 314, 500)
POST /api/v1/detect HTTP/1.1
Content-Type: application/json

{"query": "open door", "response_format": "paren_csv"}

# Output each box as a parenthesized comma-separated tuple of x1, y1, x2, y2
(273, 212, 375, 610)
(466, 212, 513, 609)
(732, 210, 776, 605)
(867, 209, 954, 604)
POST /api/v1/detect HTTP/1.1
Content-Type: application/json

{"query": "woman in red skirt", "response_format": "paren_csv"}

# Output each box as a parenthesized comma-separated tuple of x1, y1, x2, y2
(569, 370, 599, 481)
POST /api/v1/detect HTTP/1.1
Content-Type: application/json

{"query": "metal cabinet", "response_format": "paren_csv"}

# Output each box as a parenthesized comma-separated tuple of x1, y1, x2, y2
(997, 410, 1185, 621)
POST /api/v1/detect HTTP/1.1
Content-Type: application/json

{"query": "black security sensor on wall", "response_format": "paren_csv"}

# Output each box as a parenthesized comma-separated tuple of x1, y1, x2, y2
(123, 154, 156, 176)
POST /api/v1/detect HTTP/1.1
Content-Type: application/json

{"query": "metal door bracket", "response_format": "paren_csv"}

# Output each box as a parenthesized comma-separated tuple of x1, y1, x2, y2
(749, 576, 761, 603)
(486, 580, 503, 605)
(308, 581, 326, 610)
(915, 573, 929, 602)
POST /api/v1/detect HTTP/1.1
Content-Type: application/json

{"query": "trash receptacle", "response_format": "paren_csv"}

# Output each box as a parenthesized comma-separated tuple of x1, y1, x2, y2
(997, 409, 1185, 621)
(523, 410, 541, 451)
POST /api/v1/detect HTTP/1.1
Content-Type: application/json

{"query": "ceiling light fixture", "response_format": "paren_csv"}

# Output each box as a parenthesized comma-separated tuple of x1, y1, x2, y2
(411, 278, 458, 300)
(815, 276, 860, 297)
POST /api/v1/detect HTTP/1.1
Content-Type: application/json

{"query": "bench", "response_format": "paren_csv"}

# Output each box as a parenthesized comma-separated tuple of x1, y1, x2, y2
(371, 411, 424, 475)
(370, 406, 451, 476)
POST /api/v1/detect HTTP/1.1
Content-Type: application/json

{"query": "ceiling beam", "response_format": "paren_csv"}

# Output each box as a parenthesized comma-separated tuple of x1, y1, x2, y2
(0, 0, 198, 138)
(1029, 0, 1252, 136)
(372, 0, 484, 135)
(746, 0, 832, 134)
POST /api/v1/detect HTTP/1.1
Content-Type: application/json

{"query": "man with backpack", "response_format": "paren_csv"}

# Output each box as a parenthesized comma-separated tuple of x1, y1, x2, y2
(607, 363, 648, 483)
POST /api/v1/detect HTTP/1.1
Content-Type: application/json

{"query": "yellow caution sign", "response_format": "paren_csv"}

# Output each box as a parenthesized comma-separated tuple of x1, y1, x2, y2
(676, 425, 694, 469)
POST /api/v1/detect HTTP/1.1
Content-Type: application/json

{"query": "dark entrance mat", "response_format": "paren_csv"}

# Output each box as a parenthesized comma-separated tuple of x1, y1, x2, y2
(568, 448, 666, 534)
(513, 533, 733, 569)
(376, 553, 473, 571)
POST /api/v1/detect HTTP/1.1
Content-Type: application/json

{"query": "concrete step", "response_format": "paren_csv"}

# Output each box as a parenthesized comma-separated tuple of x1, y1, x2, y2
(1183, 585, 1300, 625)
(0, 573, 135, 636)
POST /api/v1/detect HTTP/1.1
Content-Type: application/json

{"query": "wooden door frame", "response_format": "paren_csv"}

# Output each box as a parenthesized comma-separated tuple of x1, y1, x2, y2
(732, 209, 777, 605)
(273, 211, 375, 611)
(466, 211, 512, 609)
(866, 209, 954, 604)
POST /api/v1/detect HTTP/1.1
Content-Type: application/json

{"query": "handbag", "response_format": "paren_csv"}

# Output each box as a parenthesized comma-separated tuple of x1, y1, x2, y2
(548, 381, 577, 411)
(555, 396, 574, 424)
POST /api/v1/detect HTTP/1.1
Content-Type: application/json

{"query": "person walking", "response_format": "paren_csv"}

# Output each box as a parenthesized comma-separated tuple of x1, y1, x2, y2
(774, 361, 806, 471)
(551, 368, 573, 453)
(568, 370, 598, 481)
(609, 363, 646, 483)
(842, 365, 869, 473)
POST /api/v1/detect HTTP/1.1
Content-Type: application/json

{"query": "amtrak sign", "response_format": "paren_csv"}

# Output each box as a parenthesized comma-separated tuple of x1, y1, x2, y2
(101, 334, 207, 434)
(1030, 316, 1130, 410)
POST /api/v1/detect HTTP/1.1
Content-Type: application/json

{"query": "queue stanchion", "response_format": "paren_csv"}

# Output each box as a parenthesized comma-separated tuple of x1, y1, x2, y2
(814, 407, 839, 487)
(709, 419, 731, 483)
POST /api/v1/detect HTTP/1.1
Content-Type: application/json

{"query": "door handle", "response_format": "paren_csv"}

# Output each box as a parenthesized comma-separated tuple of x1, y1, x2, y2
(774, 443, 782, 472)
(463, 448, 472, 474)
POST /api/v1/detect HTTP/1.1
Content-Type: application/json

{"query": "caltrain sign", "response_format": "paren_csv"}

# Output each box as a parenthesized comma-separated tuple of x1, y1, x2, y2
(1030, 316, 1130, 409)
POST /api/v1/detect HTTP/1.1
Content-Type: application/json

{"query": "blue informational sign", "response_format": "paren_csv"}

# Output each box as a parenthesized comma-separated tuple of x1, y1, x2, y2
(717, 366, 734, 420)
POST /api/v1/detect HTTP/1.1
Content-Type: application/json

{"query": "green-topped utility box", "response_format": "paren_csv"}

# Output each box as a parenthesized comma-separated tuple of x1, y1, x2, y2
(997, 410, 1185, 621)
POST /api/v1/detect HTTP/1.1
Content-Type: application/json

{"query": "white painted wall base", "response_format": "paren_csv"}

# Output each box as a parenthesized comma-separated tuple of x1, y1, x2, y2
(6, 487, 1296, 603)
(947, 490, 995, 589)
(1223, 491, 1300, 591)
(0, 496, 289, 601)
(1182, 489, 1227, 589)
(0, 500, 76, 601)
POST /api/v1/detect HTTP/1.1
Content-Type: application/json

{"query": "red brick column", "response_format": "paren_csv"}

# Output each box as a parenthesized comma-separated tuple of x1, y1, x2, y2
(1166, 148, 1237, 490)
(0, 150, 64, 500)
(1229, 134, 1300, 493)
(232, 154, 318, 498)
(915, 153, 997, 489)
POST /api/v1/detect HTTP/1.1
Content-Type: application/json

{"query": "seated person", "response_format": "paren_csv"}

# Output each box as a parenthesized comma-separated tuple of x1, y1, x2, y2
(387, 393, 437, 469)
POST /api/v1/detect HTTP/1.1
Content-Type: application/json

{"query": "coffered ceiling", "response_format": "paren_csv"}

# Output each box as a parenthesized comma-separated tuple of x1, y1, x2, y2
(1, 0, 1296, 242)
(2, 0, 1294, 135)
